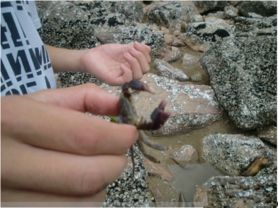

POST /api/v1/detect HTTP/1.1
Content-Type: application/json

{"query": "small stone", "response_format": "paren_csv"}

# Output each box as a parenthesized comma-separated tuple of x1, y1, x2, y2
(164, 34, 174, 45)
(170, 145, 198, 165)
(154, 59, 189, 81)
(182, 53, 200, 66)
(171, 37, 185, 47)
(190, 72, 203, 82)
(191, 14, 203, 22)
(257, 126, 277, 146)
(224, 5, 238, 18)
(163, 46, 182, 62)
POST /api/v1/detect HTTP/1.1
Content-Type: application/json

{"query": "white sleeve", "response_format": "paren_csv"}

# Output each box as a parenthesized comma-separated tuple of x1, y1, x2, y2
(23, 1, 41, 29)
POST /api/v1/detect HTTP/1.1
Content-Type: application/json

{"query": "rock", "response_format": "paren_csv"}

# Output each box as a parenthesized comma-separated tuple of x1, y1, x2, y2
(181, 17, 233, 52)
(109, 1, 144, 23)
(201, 36, 277, 130)
(257, 126, 277, 146)
(37, 1, 146, 49)
(72, 1, 144, 25)
(190, 72, 204, 82)
(57, 72, 101, 88)
(194, 172, 277, 207)
(170, 145, 198, 165)
(100, 73, 223, 136)
(154, 59, 189, 81)
(237, 1, 277, 17)
(162, 47, 182, 62)
(182, 53, 200, 66)
(104, 144, 153, 207)
(171, 37, 185, 47)
(92, 24, 164, 56)
(199, 133, 277, 207)
(194, 1, 228, 15)
(202, 134, 274, 176)
(146, 1, 200, 30)
(233, 15, 277, 37)
(37, 1, 97, 49)
(164, 34, 174, 45)
(224, 5, 238, 18)
(191, 14, 204, 23)
(205, 11, 226, 19)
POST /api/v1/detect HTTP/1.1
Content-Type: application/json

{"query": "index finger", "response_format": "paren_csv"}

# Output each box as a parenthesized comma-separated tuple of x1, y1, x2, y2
(134, 42, 151, 63)
(30, 84, 120, 116)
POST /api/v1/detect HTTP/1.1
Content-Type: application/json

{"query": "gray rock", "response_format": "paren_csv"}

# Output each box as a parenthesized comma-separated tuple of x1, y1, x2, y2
(37, 1, 97, 49)
(162, 46, 182, 62)
(37, 1, 147, 49)
(224, 5, 239, 18)
(57, 72, 101, 88)
(72, 1, 144, 25)
(194, 1, 228, 14)
(109, 1, 144, 23)
(190, 72, 204, 83)
(257, 125, 277, 146)
(170, 145, 198, 165)
(93, 24, 164, 56)
(181, 17, 233, 52)
(202, 134, 273, 176)
(182, 53, 200, 66)
(101, 73, 223, 136)
(154, 59, 189, 81)
(201, 36, 277, 130)
(205, 11, 226, 19)
(146, 1, 200, 30)
(104, 145, 153, 207)
(233, 15, 277, 37)
(194, 172, 276, 207)
(237, 1, 277, 17)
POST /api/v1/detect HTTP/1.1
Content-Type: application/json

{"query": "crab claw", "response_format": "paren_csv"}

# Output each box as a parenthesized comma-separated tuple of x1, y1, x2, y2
(150, 100, 170, 130)
(123, 80, 153, 94)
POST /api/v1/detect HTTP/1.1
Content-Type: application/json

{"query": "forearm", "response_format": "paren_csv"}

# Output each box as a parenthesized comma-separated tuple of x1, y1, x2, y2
(46, 45, 88, 73)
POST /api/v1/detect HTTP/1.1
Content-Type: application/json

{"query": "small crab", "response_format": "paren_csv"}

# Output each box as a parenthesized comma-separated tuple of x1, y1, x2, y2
(119, 80, 170, 176)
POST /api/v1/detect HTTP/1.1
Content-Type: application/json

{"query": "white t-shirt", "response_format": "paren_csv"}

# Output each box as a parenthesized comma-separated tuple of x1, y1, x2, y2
(1, 0, 56, 96)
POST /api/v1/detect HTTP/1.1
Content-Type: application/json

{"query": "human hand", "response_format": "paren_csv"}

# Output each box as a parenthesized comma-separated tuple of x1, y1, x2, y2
(80, 42, 151, 85)
(1, 84, 138, 203)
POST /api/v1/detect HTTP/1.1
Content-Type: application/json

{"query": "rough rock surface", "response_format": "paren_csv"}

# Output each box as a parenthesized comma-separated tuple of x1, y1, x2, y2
(237, 1, 277, 17)
(233, 15, 277, 37)
(182, 53, 200, 66)
(170, 145, 198, 165)
(194, 171, 276, 208)
(104, 145, 153, 207)
(181, 17, 233, 52)
(93, 24, 164, 56)
(202, 134, 274, 176)
(199, 133, 276, 207)
(201, 36, 277, 130)
(162, 46, 182, 62)
(146, 1, 200, 30)
(154, 59, 189, 81)
(224, 5, 238, 18)
(194, 1, 228, 14)
(257, 125, 277, 146)
(101, 73, 223, 136)
(37, 1, 96, 49)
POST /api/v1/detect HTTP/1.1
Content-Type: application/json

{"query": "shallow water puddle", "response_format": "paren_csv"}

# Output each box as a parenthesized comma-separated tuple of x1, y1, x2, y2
(146, 117, 241, 203)
(168, 163, 222, 201)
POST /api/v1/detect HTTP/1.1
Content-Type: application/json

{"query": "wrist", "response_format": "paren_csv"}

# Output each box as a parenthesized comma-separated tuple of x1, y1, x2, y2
(78, 49, 90, 73)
